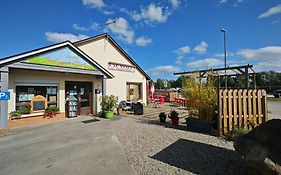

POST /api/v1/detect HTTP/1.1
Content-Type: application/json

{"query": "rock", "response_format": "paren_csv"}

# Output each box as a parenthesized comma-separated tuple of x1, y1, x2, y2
(234, 119, 281, 175)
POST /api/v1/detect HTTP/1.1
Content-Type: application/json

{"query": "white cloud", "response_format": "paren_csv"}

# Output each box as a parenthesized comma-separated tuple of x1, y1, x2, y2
(147, 65, 180, 75)
(174, 46, 190, 65)
(103, 10, 114, 15)
(45, 32, 88, 43)
(105, 17, 135, 44)
(82, 0, 105, 8)
(135, 36, 152, 47)
(174, 46, 191, 55)
(237, 46, 281, 72)
(258, 4, 281, 19)
(214, 52, 234, 57)
(124, 3, 171, 24)
(186, 58, 223, 69)
(73, 24, 89, 31)
(194, 41, 208, 54)
(237, 46, 281, 61)
(219, 0, 228, 4)
(170, 0, 180, 8)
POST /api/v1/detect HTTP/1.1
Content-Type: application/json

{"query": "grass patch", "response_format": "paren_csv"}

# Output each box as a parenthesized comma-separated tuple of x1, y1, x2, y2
(267, 97, 281, 102)
(225, 128, 250, 141)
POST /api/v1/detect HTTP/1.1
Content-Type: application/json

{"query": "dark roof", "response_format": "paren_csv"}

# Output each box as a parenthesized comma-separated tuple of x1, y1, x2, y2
(74, 33, 151, 80)
(0, 41, 114, 78)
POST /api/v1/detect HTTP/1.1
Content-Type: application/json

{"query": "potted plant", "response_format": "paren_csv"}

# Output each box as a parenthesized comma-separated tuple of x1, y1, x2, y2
(169, 110, 179, 125)
(44, 106, 60, 118)
(100, 95, 118, 119)
(159, 112, 167, 123)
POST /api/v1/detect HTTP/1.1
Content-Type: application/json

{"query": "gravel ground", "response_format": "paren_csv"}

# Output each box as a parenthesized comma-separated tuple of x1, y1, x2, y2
(112, 117, 251, 175)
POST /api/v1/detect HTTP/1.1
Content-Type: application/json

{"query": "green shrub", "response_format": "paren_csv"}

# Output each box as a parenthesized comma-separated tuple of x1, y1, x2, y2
(44, 106, 59, 118)
(182, 77, 217, 121)
(9, 111, 21, 119)
(100, 95, 118, 112)
(226, 128, 250, 141)
(45, 106, 59, 113)
(18, 104, 31, 115)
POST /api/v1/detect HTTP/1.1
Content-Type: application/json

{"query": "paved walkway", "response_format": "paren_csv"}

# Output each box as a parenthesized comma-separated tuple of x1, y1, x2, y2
(0, 116, 136, 175)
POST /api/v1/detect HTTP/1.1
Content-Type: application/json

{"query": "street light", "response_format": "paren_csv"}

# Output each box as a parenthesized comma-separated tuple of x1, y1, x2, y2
(221, 28, 227, 88)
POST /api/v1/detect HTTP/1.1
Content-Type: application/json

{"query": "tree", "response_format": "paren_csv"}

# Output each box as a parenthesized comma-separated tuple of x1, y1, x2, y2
(154, 79, 164, 89)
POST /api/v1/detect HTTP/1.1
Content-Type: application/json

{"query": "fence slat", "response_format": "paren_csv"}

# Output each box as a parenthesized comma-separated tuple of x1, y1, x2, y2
(257, 90, 262, 124)
(252, 90, 257, 127)
(233, 90, 238, 128)
(228, 90, 233, 131)
(223, 90, 228, 135)
(243, 90, 248, 128)
(238, 90, 243, 128)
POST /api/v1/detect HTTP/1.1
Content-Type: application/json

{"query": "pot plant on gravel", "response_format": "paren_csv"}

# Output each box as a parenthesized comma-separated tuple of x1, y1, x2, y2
(100, 95, 118, 119)
(159, 112, 167, 123)
(169, 110, 179, 126)
(182, 77, 217, 132)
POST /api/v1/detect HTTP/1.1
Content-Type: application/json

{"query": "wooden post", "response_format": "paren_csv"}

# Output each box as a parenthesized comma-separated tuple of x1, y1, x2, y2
(218, 89, 222, 136)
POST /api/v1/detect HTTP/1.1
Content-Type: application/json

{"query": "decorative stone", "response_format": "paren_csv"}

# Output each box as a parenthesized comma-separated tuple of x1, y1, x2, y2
(234, 119, 281, 175)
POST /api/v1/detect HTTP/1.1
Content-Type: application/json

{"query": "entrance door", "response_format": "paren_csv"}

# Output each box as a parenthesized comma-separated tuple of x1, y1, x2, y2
(65, 81, 93, 115)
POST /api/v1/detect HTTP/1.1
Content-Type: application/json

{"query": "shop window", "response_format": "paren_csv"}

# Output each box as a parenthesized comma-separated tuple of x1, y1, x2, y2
(16, 86, 58, 110)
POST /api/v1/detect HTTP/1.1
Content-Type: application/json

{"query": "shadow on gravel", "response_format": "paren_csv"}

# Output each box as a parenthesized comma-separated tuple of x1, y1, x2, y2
(151, 139, 257, 175)
(81, 118, 100, 124)
(138, 120, 216, 136)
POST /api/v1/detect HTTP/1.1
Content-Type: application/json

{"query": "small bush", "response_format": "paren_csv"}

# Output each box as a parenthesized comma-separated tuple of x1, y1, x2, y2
(44, 106, 59, 118)
(9, 111, 21, 119)
(182, 77, 217, 121)
(18, 104, 31, 115)
(226, 128, 250, 141)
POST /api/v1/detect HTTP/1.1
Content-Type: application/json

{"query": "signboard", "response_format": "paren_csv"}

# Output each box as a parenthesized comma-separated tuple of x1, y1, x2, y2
(0, 92, 10, 100)
(24, 47, 96, 71)
(108, 62, 135, 73)
(30, 95, 47, 112)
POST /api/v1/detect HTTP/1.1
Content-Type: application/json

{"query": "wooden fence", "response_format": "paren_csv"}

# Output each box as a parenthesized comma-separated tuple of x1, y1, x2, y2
(218, 89, 267, 135)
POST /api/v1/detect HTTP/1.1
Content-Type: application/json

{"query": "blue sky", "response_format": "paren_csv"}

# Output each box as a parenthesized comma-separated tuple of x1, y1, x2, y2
(1, 0, 281, 80)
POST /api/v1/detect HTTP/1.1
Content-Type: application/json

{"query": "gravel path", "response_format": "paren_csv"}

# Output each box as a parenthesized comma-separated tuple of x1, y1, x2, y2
(112, 117, 250, 175)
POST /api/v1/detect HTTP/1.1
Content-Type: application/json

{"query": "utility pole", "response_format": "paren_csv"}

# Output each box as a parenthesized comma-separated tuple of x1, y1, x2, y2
(221, 29, 227, 89)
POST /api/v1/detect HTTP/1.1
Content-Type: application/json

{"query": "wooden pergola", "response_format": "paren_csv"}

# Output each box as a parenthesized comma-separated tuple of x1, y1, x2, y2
(174, 64, 257, 88)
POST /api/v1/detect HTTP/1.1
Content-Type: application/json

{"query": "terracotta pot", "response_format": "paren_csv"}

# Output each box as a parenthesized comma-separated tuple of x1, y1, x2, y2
(170, 117, 179, 126)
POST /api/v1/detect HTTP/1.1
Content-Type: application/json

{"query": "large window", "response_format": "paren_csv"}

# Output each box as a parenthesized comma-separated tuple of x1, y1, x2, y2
(16, 86, 57, 110)
(126, 83, 142, 101)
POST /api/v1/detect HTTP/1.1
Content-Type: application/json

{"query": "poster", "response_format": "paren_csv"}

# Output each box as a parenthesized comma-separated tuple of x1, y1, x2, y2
(19, 93, 28, 102)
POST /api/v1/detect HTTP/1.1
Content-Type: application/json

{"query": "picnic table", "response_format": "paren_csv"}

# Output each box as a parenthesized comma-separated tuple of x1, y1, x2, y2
(174, 97, 186, 106)
(152, 98, 160, 108)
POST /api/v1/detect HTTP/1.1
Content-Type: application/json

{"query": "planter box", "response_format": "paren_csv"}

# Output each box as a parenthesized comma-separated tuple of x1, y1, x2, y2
(185, 117, 215, 133)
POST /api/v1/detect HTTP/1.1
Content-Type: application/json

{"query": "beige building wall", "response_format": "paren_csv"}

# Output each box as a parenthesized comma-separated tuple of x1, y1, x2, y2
(8, 68, 102, 114)
(77, 38, 147, 104)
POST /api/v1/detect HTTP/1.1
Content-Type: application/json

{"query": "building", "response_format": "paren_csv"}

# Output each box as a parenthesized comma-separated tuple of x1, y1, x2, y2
(0, 33, 150, 128)
(74, 34, 150, 103)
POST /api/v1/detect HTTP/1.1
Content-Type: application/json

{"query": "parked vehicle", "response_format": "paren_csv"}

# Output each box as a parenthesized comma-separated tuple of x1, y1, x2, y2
(273, 90, 281, 98)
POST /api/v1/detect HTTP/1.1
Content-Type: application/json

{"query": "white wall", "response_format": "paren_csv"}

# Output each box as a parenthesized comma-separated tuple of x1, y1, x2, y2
(8, 68, 102, 114)
(77, 38, 147, 104)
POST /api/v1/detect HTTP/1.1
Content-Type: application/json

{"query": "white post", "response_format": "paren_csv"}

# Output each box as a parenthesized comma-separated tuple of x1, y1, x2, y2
(0, 67, 9, 129)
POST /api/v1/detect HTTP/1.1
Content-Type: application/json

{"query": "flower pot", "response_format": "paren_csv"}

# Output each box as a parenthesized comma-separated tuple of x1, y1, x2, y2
(104, 111, 114, 119)
(159, 116, 166, 123)
(185, 117, 215, 133)
(170, 117, 179, 126)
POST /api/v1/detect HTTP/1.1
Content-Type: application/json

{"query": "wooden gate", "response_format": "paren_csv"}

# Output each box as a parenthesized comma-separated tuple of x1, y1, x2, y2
(218, 89, 267, 135)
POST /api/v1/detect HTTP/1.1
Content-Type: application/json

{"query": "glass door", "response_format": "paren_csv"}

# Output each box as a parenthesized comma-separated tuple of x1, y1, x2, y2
(66, 81, 93, 115)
